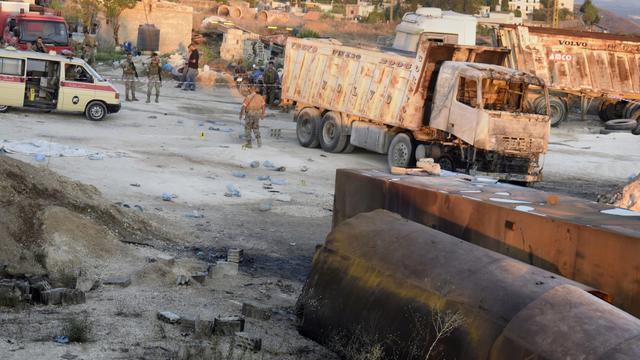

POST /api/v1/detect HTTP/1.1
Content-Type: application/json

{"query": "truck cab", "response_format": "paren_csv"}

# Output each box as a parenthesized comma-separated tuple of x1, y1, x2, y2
(424, 62, 550, 182)
(0, 3, 70, 53)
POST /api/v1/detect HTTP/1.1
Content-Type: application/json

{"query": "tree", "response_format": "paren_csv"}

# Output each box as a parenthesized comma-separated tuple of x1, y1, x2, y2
(559, 7, 572, 21)
(513, 9, 522, 17)
(100, 0, 137, 45)
(580, 0, 600, 26)
(500, 0, 509, 12)
(531, 8, 546, 21)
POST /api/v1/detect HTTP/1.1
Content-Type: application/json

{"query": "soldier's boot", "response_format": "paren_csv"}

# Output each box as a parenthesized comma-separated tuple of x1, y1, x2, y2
(155, 94, 159, 103)
(146, 95, 150, 103)
(132, 91, 138, 101)
(256, 136, 262, 148)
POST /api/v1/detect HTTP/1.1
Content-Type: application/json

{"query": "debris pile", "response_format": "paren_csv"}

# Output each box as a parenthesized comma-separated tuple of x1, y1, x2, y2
(599, 174, 640, 211)
(0, 156, 169, 284)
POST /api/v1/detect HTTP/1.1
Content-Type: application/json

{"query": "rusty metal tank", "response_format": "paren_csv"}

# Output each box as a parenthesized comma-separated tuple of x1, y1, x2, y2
(298, 209, 640, 359)
(332, 169, 640, 317)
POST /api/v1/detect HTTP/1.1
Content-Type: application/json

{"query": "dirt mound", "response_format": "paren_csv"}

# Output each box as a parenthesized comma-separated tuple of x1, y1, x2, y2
(0, 155, 171, 277)
(599, 175, 640, 211)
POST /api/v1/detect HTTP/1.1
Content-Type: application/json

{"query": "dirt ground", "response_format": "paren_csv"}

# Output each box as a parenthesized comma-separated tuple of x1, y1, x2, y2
(0, 64, 638, 359)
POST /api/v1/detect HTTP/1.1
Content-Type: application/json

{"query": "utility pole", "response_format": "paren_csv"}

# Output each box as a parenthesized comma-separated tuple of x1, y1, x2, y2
(389, 0, 394, 22)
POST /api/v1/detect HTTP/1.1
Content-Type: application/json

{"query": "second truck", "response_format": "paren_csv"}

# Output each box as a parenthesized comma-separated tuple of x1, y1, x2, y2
(281, 35, 550, 183)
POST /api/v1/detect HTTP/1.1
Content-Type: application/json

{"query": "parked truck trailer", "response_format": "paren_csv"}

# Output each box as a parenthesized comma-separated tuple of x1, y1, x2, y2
(494, 25, 640, 126)
(281, 36, 550, 183)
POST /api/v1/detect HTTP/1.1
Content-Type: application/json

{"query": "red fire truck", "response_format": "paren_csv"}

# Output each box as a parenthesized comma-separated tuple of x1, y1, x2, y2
(0, 2, 71, 53)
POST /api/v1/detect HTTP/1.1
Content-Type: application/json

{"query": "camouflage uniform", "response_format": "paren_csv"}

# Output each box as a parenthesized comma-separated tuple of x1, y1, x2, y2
(243, 93, 265, 147)
(82, 35, 97, 67)
(121, 59, 138, 101)
(262, 67, 278, 107)
(146, 59, 162, 103)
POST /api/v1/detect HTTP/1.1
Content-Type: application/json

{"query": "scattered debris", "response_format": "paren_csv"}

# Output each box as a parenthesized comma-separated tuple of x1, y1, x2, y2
(232, 171, 247, 178)
(40, 288, 86, 305)
(599, 174, 640, 211)
(130, 183, 141, 187)
(157, 311, 181, 324)
(274, 194, 292, 202)
(258, 201, 272, 212)
(274, 166, 286, 172)
(250, 160, 260, 168)
(416, 158, 441, 175)
(213, 316, 245, 336)
(176, 275, 190, 286)
(263, 160, 275, 168)
(271, 179, 287, 185)
(53, 335, 70, 344)
(34, 153, 46, 162)
(88, 153, 105, 161)
(241, 302, 272, 320)
(209, 127, 234, 132)
(161, 192, 174, 201)
(301, 165, 309, 172)
(185, 210, 204, 219)
(270, 129, 282, 138)
(257, 175, 271, 181)
(225, 184, 241, 197)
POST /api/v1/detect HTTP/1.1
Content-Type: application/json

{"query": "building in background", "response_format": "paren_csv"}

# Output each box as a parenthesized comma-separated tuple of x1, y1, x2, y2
(508, 0, 542, 16)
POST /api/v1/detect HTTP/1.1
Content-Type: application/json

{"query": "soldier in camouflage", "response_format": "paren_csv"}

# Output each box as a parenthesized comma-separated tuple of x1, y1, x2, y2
(121, 53, 139, 101)
(82, 29, 97, 68)
(146, 52, 162, 103)
(262, 61, 278, 108)
(239, 85, 266, 148)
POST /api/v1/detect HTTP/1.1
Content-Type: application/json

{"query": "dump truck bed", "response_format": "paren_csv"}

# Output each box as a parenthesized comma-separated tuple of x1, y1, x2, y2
(281, 38, 509, 130)
(495, 25, 640, 100)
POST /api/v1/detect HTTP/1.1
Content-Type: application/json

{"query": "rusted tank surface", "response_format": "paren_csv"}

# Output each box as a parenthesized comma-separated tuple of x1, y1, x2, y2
(281, 37, 509, 131)
(332, 169, 640, 316)
(495, 25, 640, 100)
(299, 209, 640, 360)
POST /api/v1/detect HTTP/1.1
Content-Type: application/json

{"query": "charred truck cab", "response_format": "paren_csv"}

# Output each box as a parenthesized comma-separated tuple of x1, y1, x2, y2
(420, 62, 550, 182)
(282, 35, 550, 183)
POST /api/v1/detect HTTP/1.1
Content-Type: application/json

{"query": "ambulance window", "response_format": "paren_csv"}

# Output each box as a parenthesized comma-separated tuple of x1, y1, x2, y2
(65, 64, 93, 83)
(456, 77, 478, 108)
(0, 57, 24, 76)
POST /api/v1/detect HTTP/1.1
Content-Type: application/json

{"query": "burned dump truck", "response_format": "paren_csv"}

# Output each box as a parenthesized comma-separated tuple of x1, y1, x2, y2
(494, 25, 640, 126)
(281, 35, 551, 183)
(297, 209, 640, 360)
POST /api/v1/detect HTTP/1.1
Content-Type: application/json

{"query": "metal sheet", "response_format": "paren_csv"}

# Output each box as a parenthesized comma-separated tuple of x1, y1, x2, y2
(332, 169, 640, 317)
(299, 209, 640, 359)
(496, 25, 640, 100)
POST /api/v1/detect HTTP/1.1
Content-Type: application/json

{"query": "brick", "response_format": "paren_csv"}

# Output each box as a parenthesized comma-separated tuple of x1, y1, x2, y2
(241, 302, 272, 321)
(103, 276, 131, 288)
(235, 332, 262, 352)
(213, 316, 245, 336)
(190, 272, 207, 285)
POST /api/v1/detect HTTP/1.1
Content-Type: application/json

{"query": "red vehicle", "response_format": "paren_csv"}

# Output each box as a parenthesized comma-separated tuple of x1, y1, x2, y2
(0, 3, 70, 53)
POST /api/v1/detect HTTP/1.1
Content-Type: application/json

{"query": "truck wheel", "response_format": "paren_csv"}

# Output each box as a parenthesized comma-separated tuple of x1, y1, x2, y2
(535, 96, 566, 127)
(599, 101, 623, 122)
(622, 103, 639, 119)
(632, 122, 640, 136)
(0, 105, 8, 113)
(85, 101, 107, 121)
(437, 155, 455, 172)
(296, 108, 321, 148)
(387, 133, 413, 168)
(604, 119, 639, 131)
(319, 112, 348, 153)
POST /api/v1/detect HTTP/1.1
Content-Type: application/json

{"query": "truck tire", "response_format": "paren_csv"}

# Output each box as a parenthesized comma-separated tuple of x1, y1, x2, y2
(319, 112, 348, 153)
(437, 155, 455, 172)
(622, 103, 640, 119)
(604, 119, 638, 131)
(632, 122, 640, 136)
(599, 101, 624, 122)
(0, 105, 8, 113)
(296, 108, 321, 148)
(387, 133, 414, 169)
(535, 96, 566, 127)
(85, 101, 107, 121)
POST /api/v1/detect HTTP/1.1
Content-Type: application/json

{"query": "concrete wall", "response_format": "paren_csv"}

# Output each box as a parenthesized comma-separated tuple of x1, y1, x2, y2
(97, 0, 193, 54)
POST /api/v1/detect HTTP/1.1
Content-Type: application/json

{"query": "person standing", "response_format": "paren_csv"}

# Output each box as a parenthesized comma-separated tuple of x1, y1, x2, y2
(82, 29, 97, 67)
(146, 52, 162, 103)
(34, 37, 47, 53)
(177, 43, 199, 91)
(121, 53, 139, 101)
(262, 61, 278, 108)
(239, 85, 266, 148)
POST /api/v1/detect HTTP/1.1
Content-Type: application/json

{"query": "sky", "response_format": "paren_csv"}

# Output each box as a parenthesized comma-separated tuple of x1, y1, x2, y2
(588, 0, 640, 21)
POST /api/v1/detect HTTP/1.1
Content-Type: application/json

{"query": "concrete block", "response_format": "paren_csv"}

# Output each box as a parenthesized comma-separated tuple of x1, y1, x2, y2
(157, 254, 176, 267)
(213, 316, 245, 336)
(241, 302, 272, 321)
(103, 276, 131, 288)
(29, 280, 51, 303)
(191, 272, 207, 285)
(61, 289, 86, 305)
(227, 248, 244, 263)
(235, 332, 262, 352)
(210, 261, 238, 278)
(417, 158, 441, 175)
(157, 311, 181, 324)
(41, 288, 64, 305)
